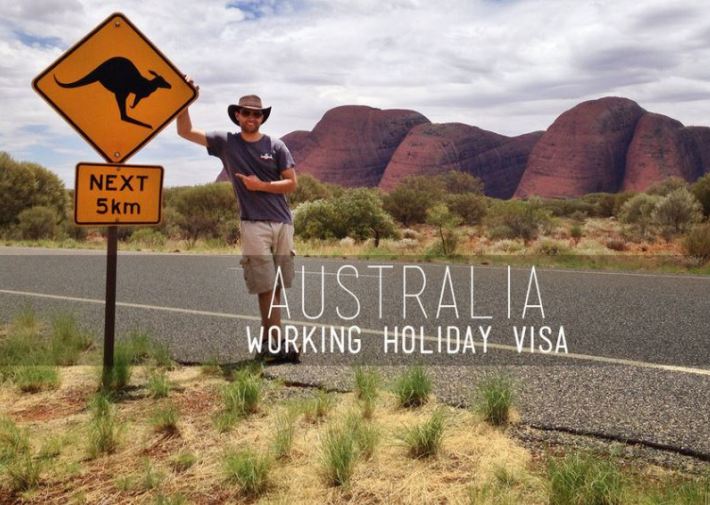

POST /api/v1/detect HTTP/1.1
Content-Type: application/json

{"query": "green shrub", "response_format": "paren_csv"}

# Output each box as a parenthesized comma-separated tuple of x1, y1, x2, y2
(619, 193, 661, 237)
(0, 152, 66, 228)
(426, 204, 461, 256)
(473, 375, 515, 426)
(399, 408, 446, 458)
(646, 176, 688, 196)
(288, 173, 334, 206)
(547, 453, 624, 505)
(486, 199, 550, 244)
(445, 193, 487, 225)
(652, 188, 703, 234)
(683, 223, 710, 261)
(223, 448, 272, 496)
(16, 206, 59, 240)
(534, 239, 570, 256)
(129, 228, 167, 248)
(570, 224, 583, 244)
(393, 365, 432, 408)
(147, 370, 171, 398)
(439, 171, 485, 195)
(169, 183, 238, 245)
(691, 173, 710, 217)
(383, 175, 445, 225)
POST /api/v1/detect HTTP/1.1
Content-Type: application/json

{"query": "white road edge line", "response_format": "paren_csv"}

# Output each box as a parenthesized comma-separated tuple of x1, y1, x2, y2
(1, 288, 708, 377)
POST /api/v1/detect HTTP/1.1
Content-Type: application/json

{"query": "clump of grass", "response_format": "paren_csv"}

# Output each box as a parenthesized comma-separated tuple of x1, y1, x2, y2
(320, 423, 357, 487)
(354, 366, 380, 418)
(6, 451, 43, 492)
(140, 458, 164, 491)
(473, 374, 515, 426)
(50, 313, 93, 365)
(223, 448, 272, 496)
(13, 365, 59, 393)
(38, 435, 64, 460)
(393, 365, 432, 408)
(12, 305, 39, 333)
(150, 403, 179, 435)
(154, 494, 188, 505)
(547, 452, 624, 505)
(0, 416, 42, 492)
(122, 330, 174, 369)
(272, 407, 299, 460)
(200, 356, 222, 376)
(101, 343, 133, 391)
(643, 475, 710, 505)
(303, 390, 336, 423)
(169, 452, 197, 473)
(147, 369, 171, 398)
(223, 369, 263, 415)
(87, 391, 122, 457)
(399, 408, 446, 458)
(345, 413, 379, 460)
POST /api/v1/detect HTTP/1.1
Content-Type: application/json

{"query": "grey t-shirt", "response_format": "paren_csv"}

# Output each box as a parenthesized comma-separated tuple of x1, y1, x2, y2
(206, 132, 295, 223)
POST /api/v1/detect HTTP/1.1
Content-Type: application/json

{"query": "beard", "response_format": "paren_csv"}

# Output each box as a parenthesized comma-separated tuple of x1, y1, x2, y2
(240, 122, 260, 134)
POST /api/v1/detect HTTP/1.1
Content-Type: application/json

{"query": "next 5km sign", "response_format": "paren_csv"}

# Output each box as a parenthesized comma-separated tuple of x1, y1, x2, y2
(75, 163, 163, 225)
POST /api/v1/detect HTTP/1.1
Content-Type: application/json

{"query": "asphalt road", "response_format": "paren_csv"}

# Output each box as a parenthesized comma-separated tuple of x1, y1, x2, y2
(1, 247, 709, 458)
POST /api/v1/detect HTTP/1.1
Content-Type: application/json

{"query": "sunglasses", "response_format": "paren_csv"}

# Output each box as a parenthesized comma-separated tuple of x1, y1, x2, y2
(239, 109, 264, 118)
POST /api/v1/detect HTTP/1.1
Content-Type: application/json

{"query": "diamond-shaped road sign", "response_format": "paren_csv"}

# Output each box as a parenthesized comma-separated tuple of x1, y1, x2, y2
(32, 12, 197, 163)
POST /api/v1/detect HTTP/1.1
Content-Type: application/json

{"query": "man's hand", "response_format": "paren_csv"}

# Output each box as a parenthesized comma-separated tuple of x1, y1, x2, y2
(236, 173, 266, 191)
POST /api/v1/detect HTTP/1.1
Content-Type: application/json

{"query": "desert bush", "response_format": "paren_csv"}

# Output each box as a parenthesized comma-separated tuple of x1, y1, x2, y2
(383, 175, 445, 225)
(652, 188, 703, 234)
(129, 228, 167, 248)
(605, 239, 627, 252)
(288, 173, 334, 206)
(683, 223, 710, 261)
(618, 193, 661, 237)
(427, 204, 461, 256)
(646, 176, 688, 196)
(170, 183, 238, 245)
(445, 193, 487, 225)
(0, 152, 66, 228)
(16, 206, 59, 240)
(534, 239, 570, 256)
(691, 173, 710, 217)
(486, 199, 550, 244)
(581, 193, 618, 217)
(438, 171, 484, 194)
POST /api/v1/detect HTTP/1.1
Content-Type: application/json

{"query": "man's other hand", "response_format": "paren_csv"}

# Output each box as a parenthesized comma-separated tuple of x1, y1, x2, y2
(236, 173, 265, 191)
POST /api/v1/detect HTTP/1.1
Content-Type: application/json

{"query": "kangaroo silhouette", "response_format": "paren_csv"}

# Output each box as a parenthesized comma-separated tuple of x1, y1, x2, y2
(54, 56, 171, 129)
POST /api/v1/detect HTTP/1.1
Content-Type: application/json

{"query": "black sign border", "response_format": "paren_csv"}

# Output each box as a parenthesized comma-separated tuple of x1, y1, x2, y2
(74, 162, 164, 226)
(32, 12, 198, 164)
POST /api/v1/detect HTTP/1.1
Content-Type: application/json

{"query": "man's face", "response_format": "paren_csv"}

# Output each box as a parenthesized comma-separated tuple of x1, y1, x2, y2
(237, 108, 263, 134)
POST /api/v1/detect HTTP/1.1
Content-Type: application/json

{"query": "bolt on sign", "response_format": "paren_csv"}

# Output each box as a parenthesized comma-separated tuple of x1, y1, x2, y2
(75, 163, 163, 225)
(32, 12, 197, 163)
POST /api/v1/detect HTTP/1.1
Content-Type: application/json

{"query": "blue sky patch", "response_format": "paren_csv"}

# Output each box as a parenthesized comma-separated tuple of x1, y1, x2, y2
(14, 30, 63, 49)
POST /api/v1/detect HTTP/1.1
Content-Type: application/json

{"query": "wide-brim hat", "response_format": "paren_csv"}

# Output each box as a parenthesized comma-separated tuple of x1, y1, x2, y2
(227, 95, 271, 126)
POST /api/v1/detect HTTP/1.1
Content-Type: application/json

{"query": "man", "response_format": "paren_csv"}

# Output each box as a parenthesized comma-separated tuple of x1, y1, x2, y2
(176, 86, 300, 363)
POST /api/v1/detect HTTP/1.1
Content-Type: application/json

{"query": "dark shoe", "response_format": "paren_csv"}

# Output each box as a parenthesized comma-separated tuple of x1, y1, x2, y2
(254, 339, 281, 363)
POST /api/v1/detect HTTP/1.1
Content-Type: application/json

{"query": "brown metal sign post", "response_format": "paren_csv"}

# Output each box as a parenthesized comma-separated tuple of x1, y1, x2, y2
(32, 12, 196, 388)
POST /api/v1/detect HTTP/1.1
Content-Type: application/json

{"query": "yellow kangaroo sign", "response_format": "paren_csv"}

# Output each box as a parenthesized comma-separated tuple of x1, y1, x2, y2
(32, 12, 197, 163)
(75, 163, 163, 225)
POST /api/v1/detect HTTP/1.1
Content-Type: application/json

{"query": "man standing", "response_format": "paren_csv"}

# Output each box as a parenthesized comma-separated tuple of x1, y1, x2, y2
(176, 87, 300, 363)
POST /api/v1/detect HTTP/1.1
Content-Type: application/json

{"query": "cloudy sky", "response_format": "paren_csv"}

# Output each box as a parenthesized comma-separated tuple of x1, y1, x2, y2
(1, 0, 709, 187)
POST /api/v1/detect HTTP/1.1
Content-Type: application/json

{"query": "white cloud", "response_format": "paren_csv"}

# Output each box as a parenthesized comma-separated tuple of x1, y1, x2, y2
(2, 0, 710, 187)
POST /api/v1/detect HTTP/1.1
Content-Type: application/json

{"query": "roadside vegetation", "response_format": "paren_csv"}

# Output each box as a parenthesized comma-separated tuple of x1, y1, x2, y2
(1, 311, 708, 503)
(3, 151, 710, 274)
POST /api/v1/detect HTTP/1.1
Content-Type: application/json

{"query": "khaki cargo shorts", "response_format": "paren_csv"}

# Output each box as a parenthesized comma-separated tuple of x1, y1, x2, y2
(240, 220, 295, 295)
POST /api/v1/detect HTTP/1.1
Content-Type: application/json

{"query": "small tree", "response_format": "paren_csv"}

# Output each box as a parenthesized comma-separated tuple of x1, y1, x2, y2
(691, 173, 710, 218)
(438, 171, 484, 195)
(619, 193, 661, 237)
(646, 176, 688, 197)
(486, 199, 548, 244)
(652, 188, 703, 234)
(683, 223, 710, 261)
(383, 175, 445, 226)
(426, 204, 461, 256)
(288, 174, 333, 207)
(16, 206, 58, 240)
(171, 183, 238, 246)
(445, 193, 487, 225)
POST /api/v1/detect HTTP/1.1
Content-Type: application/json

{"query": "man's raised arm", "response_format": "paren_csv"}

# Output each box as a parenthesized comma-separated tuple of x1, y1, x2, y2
(177, 107, 207, 147)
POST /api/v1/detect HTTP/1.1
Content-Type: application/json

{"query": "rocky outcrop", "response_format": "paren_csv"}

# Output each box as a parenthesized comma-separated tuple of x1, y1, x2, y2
(378, 124, 542, 199)
(515, 97, 646, 198)
(622, 113, 702, 192)
(285, 105, 429, 187)
(683, 126, 710, 176)
(378, 123, 507, 190)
